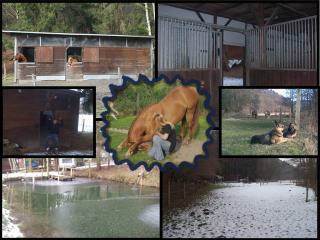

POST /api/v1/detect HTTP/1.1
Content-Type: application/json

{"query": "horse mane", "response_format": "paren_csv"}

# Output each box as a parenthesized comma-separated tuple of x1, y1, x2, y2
(128, 103, 158, 136)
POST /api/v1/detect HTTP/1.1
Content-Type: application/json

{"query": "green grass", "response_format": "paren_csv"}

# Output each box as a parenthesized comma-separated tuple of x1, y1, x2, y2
(107, 115, 210, 165)
(107, 131, 154, 165)
(2, 73, 14, 86)
(222, 117, 308, 155)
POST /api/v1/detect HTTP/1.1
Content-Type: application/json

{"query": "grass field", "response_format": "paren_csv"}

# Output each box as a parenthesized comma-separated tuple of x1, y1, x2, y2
(107, 115, 210, 165)
(221, 117, 310, 155)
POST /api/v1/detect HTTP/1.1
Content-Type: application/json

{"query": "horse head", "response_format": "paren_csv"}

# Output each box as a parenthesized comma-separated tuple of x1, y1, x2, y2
(67, 56, 79, 66)
(11, 53, 27, 62)
(123, 110, 164, 157)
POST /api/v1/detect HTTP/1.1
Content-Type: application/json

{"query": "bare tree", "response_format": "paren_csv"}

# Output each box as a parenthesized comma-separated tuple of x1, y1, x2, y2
(295, 89, 301, 130)
(144, 3, 151, 36)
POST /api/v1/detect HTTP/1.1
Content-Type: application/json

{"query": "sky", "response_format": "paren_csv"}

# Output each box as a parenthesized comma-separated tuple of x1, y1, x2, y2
(271, 89, 289, 97)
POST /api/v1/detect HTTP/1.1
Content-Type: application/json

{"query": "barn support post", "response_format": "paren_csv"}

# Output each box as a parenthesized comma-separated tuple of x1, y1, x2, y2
(150, 39, 153, 76)
(46, 158, 49, 177)
(167, 174, 171, 209)
(13, 36, 17, 83)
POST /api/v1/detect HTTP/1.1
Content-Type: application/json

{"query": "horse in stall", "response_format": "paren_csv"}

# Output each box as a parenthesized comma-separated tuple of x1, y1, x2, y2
(117, 86, 200, 157)
(67, 55, 79, 66)
(10, 53, 28, 63)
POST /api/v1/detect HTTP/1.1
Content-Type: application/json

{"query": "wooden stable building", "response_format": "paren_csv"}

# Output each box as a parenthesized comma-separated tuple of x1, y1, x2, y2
(3, 30, 153, 82)
(159, 3, 318, 127)
(3, 89, 81, 150)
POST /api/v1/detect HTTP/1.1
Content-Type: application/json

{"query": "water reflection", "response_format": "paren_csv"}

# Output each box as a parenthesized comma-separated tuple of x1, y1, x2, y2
(3, 179, 159, 238)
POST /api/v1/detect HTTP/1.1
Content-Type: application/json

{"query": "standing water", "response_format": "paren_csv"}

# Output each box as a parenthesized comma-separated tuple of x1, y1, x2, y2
(3, 178, 159, 238)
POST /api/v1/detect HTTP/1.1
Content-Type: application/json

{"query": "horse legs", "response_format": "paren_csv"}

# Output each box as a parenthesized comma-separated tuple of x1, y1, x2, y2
(185, 107, 196, 144)
(180, 117, 186, 141)
(117, 137, 128, 150)
(125, 142, 140, 157)
(138, 142, 151, 151)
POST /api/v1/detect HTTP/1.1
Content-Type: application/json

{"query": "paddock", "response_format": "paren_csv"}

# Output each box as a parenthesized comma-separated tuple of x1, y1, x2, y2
(2, 30, 153, 83)
(158, 3, 318, 126)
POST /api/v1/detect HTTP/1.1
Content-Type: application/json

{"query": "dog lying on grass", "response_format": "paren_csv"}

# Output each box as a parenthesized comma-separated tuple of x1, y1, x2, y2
(283, 123, 297, 138)
(251, 120, 288, 145)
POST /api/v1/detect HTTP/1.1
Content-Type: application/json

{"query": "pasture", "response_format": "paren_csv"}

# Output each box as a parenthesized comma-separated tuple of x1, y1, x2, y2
(221, 117, 312, 156)
(107, 115, 210, 166)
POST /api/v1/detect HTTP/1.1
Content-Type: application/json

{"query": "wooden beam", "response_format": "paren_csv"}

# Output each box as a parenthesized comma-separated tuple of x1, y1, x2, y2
(217, 3, 240, 13)
(224, 18, 232, 26)
(277, 3, 308, 17)
(249, 3, 264, 27)
(196, 11, 205, 22)
(265, 6, 280, 25)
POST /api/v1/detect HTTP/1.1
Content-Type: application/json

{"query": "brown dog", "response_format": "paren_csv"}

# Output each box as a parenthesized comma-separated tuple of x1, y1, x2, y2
(283, 123, 297, 138)
(251, 120, 288, 145)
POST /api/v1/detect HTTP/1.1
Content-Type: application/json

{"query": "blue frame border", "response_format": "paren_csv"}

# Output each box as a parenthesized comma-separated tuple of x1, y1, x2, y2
(101, 74, 215, 172)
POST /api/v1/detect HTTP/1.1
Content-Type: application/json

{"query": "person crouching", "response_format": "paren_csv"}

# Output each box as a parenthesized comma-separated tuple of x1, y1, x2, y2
(148, 114, 176, 161)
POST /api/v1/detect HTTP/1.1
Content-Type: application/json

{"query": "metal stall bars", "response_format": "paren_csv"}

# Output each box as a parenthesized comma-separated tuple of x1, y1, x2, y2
(246, 15, 317, 70)
(158, 15, 222, 71)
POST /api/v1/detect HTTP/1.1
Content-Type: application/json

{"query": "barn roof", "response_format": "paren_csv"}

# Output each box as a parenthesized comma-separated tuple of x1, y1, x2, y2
(2, 30, 154, 39)
(165, 2, 317, 25)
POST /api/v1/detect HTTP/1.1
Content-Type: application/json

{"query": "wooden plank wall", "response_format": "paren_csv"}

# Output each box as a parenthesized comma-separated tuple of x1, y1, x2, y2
(248, 69, 317, 86)
(159, 69, 221, 128)
(3, 89, 80, 148)
(83, 47, 150, 74)
(17, 63, 36, 80)
(18, 46, 151, 80)
(36, 47, 65, 77)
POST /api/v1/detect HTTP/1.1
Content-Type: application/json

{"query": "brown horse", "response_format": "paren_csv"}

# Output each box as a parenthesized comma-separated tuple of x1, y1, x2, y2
(252, 110, 257, 119)
(265, 110, 271, 119)
(118, 86, 200, 157)
(10, 53, 27, 62)
(67, 55, 79, 66)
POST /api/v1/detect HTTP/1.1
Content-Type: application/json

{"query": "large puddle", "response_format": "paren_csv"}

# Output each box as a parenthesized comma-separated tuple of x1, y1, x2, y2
(3, 178, 159, 238)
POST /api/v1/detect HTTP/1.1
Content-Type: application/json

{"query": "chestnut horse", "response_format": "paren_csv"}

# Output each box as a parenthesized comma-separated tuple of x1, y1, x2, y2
(118, 86, 200, 157)
(67, 55, 79, 66)
(10, 53, 27, 62)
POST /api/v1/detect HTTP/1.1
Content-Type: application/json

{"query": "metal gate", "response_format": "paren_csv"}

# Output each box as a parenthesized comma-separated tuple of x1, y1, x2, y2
(246, 16, 317, 70)
(158, 16, 222, 71)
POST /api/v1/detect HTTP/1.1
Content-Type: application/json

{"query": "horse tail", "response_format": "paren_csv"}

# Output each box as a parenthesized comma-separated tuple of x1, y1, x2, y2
(191, 101, 200, 136)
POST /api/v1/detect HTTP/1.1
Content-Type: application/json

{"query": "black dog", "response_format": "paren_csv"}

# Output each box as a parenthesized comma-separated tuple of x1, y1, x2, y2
(283, 123, 297, 138)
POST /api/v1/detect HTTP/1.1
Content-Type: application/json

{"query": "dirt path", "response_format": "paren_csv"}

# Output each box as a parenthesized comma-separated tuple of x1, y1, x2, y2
(165, 139, 205, 165)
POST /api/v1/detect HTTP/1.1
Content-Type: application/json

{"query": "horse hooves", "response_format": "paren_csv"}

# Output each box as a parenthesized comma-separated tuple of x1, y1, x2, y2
(125, 152, 131, 158)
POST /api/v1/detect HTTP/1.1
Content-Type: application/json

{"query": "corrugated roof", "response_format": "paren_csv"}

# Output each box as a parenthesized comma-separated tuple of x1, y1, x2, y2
(2, 30, 154, 39)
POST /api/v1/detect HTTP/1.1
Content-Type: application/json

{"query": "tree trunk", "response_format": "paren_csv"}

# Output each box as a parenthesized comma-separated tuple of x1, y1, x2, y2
(295, 89, 301, 130)
(28, 159, 32, 173)
(3, 62, 6, 80)
(144, 3, 151, 36)
(96, 157, 101, 171)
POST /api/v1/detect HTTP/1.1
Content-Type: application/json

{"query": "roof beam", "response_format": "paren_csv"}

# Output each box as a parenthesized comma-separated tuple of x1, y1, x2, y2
(249, 3, 265, 26)
(217, 3, 240, 13)
(224, 18, 232, 26)
(196, 11, 205, 22)
(277, 3, 308, 17)
(265, 6, 280, 25)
